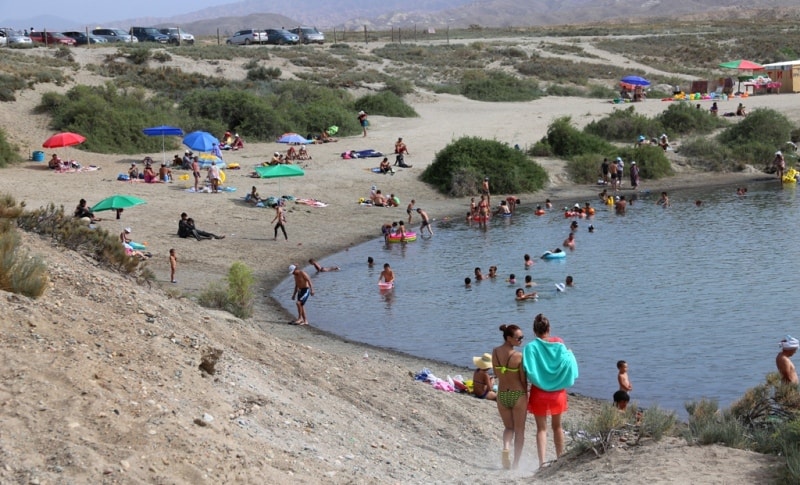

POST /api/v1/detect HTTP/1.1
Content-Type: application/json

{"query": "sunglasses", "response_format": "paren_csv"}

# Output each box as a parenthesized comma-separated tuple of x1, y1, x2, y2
(514, 335, 524, 342)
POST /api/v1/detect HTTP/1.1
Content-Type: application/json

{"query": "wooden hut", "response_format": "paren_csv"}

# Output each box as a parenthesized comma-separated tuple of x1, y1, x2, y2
(762, 60, 800, 93)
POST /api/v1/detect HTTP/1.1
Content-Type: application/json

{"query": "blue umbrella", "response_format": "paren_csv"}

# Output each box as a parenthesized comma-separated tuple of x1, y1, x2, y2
(620, 75, 650, 86)
(183, 131, 220, 152)
(142, 125, 183, 164)
(277, 133, 312, 144)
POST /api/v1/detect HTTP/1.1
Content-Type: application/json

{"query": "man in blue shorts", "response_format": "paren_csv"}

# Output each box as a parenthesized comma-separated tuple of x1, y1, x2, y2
(290, 264, 314, 325)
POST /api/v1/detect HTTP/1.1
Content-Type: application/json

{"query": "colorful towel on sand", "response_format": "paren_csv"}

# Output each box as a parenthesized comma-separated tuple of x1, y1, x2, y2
(55, 165, 99, 174)
(295, 198, 328, 207)
(521, 338, 579, 391)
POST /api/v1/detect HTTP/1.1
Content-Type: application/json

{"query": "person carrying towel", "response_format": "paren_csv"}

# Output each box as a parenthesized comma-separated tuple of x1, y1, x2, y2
(777, 335, 799, 384)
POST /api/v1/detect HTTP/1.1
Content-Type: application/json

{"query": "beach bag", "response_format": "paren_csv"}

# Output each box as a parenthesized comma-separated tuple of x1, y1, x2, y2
(327, 125, 339, 135)
(264, 196, 278, 208)
(117, 174, 130, 181)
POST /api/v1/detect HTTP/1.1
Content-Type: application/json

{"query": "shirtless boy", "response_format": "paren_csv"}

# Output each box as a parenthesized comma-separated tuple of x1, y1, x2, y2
(290, 264, 314, 325)
(416, 207, 433, 236)
(617, 360, 633, 393)
(379, 263, 395, 286)
(777, 336, 799, 384)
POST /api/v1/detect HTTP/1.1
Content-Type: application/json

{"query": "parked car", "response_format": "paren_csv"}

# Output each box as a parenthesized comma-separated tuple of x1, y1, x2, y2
(29, 31, 76, 46)
(158, 28, 194, 45)
(289, 26, 325, 44)
(0, 28, 33, 45)
(130, 27, 169, 44)
(92, 28, 138, 43)
(264, 29, 299, 45)
(62, 31, 108, 45)
(226, 29, 266, 45)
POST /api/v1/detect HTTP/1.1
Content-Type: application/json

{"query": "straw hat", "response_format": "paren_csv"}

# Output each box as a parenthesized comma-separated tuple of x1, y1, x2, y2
(472, 353, 493, 370)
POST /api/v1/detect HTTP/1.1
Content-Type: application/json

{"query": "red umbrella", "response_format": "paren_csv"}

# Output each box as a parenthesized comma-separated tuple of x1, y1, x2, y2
(42, 132, 86, 148)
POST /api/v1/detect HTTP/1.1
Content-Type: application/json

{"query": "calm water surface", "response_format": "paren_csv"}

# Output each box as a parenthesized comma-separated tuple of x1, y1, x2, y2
(274, 182, 800, 413)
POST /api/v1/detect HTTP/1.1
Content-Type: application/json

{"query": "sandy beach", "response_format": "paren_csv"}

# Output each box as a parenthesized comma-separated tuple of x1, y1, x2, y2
(0, 43, 791, 483)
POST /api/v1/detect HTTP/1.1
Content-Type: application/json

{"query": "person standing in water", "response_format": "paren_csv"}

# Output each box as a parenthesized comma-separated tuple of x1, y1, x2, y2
(416, 208, 434, 236)
(289, 263, 314, 325)
(379, 263, 395, 286)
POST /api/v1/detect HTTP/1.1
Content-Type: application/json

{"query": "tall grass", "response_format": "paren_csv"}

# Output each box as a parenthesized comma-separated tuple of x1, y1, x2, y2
(0, 128, 22, 167)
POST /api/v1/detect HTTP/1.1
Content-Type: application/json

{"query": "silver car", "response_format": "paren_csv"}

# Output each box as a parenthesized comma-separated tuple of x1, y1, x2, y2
(289, 26, 325, 44)
(158, 28, 195, 45)
(92, 28, 138, 43)
(0, 28, 33, 45)
(226, 29, 266, 45)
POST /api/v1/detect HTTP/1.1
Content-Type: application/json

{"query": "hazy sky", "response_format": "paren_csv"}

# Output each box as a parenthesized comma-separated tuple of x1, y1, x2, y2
(3, 1, 224, 24)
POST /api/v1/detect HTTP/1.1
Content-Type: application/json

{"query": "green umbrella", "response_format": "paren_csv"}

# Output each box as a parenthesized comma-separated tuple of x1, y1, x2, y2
(91, 194, 147, 212)
(255, 164, 305, 195)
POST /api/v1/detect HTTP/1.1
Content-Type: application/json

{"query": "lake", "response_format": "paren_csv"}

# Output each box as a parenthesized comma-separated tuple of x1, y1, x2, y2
(273, 181, 800, 414)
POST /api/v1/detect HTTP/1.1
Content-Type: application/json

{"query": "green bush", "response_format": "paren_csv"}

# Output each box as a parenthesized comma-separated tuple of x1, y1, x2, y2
(354, 91, 418, 118)
(151, 51, 172, 63)
(198, 281, 228, 309)
(421, 137, 548, 196)
(460, 70, 542, 102)
(684, 398, 748, 448)
(36, 84, 182, 154)
(124, 47, 151, 65)
(246, 65, 282, 81)
(584, 106, 664, 142)
(13, 200, 142, 275)
(717, 108, 796, 168)
(678, 136, 741, 171)
(384, 78, 415, 96)
(226, 262, 255, 319)
(566, 154, 607, 184)
(617, 145, 674, 180)
(180, 88, 283, 141)
(0, 128, 22, 167)
(640, 404, 677, 440)
(543, 117, 615, 158)
(656, 102, 727, 136)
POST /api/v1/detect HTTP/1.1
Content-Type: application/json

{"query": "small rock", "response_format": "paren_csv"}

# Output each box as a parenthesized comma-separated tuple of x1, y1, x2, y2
(202, 413, 214, 423)
(120, 460, 130, 469)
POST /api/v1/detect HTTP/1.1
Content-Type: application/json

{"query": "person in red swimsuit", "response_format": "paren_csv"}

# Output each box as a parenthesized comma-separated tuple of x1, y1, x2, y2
(527, 314, 568, 467)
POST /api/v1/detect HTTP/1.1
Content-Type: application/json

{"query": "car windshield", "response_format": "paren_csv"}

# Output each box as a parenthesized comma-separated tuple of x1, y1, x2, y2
(302, 28, 317, 34)
(143, 28, 161, 35)
(112, 29, 128, 36)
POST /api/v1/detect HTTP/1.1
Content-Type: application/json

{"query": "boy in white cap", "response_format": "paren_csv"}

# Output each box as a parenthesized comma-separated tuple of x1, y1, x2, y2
(777, 335, 799, 384)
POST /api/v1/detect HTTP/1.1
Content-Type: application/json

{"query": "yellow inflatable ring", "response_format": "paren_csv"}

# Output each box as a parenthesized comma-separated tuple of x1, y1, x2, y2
(219, 169, 226, 183)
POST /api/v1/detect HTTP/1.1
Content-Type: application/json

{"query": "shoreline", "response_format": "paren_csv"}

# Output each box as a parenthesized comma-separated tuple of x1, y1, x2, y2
(258, 169, 773, 412)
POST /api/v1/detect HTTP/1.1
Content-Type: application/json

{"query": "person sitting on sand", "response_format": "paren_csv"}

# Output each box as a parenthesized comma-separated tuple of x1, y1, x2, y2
(128, 162, 140, 180)
(472, 353, 497, 401)
(373, 190, 386, 207)
(158, 163, 172, 183)
(736, 103, 747, 117)
(246, 186, 262, 205)
(319, 129, 338, 143)
(379, 157, 393, 174)
(74, 198, 101, 222)
(658, 134, 670, 151)
(143, 163, 158, 183)
(178, 212, 225, 240)
(309, 258, 340, 272)
(386, 193, 400, 207)
(777, 335, 799, 384)
(48, 153, 63, 169)
(231, 133, 244, 150)
(182, 150, 193, 169)
(286, 146, 298, 161)
(119, 227, 132, 244)
(297, 145, 311, 160)
(270, 152, 283, 166)
(515, 288, 538, 301)
(394, 137, 412, 167)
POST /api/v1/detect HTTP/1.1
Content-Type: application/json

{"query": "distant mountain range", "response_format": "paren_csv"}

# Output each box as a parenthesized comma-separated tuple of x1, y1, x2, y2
(5, 0, 800, 36)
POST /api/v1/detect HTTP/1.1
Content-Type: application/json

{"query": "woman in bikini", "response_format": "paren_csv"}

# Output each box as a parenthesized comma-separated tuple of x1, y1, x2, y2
(492, 324, 527, 470)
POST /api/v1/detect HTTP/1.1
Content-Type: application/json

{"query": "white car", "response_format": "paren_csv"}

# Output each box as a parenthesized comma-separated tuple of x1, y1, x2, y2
(227, 29, 266, 45)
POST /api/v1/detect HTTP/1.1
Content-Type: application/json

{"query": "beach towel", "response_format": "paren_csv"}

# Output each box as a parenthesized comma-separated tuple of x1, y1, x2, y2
(56, 165, 99, 174)
(521, 339, 579, 392)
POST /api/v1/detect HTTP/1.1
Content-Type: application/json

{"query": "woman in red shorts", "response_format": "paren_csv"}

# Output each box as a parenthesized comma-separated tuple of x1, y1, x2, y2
(522, 313, 578, 467)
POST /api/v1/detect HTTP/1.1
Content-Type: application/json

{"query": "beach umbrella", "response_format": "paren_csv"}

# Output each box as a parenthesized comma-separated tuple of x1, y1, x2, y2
(196, 152, 226, 169)
(183, 131, 219, 152)
(719, 60, 764, 93)
(277, 133, 312, 144)
(620, 75, 650, 86)
(255, 164, 305, 195)
(43, 132, 86, 148)
(142, 125, 183, 164)
(90, 194, 146, 213)
(719, 60, 764, 70)
(42, 132, 86, 163)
